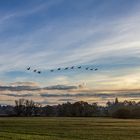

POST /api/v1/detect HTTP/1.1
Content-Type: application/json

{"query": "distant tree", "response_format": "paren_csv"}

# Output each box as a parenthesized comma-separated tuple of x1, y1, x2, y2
(57, 102, 73, 117)
(72, 101, 87, 116)
(131, 107, 140, 118)
(106, 101, 112, 107)
(43, 105, 55, 116)
(14, 99, 36, 116)
(34, 103, 42, 116)
(112, 108, 131, 119)
(24, 99, 35, 116)
(1, 98, 137, 118)
(114, 98, 119, 105)
(15, 99, 26, 116)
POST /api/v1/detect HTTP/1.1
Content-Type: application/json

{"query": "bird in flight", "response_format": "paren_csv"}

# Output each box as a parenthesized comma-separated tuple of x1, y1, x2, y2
(95, 68, 98, 71)
(64, 67, 69, 70)
(57, 68, 61, 70)
(71, 66, 74, 69)
(27, 67, 30, 70)
(33, 69, 37, 72)
(78, 66, 81, 69)
(90, 68, 93, 70)
(37, 71, 41, 74)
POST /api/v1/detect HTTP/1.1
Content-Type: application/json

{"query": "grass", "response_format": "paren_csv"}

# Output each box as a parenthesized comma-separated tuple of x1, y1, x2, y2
(0, 117, 140, 140)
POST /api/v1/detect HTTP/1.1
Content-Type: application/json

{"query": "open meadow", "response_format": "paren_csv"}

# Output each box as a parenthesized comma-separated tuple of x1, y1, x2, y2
(0, 117, 140, 140)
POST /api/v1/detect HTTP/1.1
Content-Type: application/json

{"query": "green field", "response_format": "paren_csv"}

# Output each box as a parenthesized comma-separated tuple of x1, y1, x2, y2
(0, 117, 140, 140)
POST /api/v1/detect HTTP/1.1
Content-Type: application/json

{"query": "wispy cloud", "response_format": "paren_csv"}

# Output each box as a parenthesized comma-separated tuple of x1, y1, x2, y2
(0, 82, 78, 91)
(4, 93, 33, 97)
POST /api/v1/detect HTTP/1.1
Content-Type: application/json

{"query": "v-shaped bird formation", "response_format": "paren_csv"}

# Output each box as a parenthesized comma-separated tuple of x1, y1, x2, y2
(26, 65, 98, 74)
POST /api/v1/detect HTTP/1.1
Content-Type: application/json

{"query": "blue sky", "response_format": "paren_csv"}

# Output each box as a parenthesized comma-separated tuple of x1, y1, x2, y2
(0, 0, 140, 105)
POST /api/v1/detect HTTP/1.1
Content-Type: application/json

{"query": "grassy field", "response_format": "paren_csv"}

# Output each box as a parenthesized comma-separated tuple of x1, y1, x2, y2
(0, 117, 140, 140)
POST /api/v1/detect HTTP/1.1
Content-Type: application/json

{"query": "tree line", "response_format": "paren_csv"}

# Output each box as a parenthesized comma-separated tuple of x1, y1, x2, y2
(0, 98, 140, 118)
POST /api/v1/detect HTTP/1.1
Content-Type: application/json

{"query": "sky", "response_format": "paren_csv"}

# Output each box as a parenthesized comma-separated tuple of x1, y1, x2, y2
(0, 0, 140, 105)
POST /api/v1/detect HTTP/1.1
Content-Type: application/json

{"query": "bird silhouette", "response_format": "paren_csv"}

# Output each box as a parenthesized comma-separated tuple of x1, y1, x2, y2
(33, 69, 37, 72)
(95, 68, 98, 71)
(90, 68, 93, 70)
(64, 67, 69, 70)
(78, 66, 81, 69)
(71, 66, 74, 69)
(57, 68, 61, 70)
(50, 70, 54, 72)
(27, 67, 30, 70)
(85, 67, 89, 70)
(37, 71, 41, 74)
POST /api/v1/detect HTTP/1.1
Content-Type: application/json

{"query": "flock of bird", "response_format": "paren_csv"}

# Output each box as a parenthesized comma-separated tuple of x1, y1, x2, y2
(27, 66, 98, 74)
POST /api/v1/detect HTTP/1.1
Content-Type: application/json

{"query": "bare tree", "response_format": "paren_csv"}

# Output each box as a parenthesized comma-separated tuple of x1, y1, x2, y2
(15, 99, 36, 116)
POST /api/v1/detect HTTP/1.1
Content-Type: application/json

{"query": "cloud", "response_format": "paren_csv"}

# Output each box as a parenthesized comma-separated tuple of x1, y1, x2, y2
(0, 82, 78, 92)
(4, 93, 33, 97)
(44, 85, 77, 90)
(36, 100, 58, 105)
(0, 85, 40, 91)
(10, 82, 40, 86)
(58, 98, 76, 102)
(0, 0, 64, 24)
(40, 92, 140, 98)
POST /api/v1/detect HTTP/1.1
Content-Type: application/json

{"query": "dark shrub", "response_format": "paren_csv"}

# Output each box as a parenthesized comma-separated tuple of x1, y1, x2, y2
(112, 108, 131, 119)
